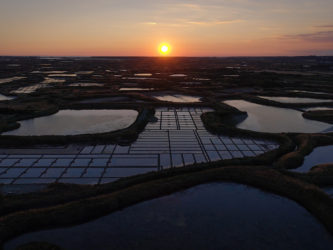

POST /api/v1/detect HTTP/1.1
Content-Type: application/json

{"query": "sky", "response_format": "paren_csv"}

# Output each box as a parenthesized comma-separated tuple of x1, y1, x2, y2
(1, 0, 333, 56)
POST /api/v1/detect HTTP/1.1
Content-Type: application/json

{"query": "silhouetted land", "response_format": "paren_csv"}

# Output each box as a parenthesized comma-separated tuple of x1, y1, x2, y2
(0, 56, 333, 249)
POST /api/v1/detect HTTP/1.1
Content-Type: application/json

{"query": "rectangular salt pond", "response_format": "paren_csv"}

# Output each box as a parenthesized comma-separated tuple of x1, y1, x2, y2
(2, 110, 138, 136)
(69, 83, 104, 87)
(42, 77, 65, 84)
(32, 71, 67, 74)
(303, 107, 333, 112)
(48, 74, 77, 77)
(11, 78, 65, 94)
(154, 94, 202, 103)
(119, 88, 154, 91)
(170, 74, 187, 77)
(11, 84, 51, 94)
(75, 71, 94, 75)
(0, 94, 14, 101)
(122, 77, 157, 80)
(288, 90, 330, 95)
(258, 96, 332, 103)
(134, 73, 152, 77)
(0, 77, 26, 85)
(224, 100, 333, 133)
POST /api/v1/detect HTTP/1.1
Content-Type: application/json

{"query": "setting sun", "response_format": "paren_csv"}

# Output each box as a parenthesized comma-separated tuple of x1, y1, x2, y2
(159, 43, 170, 55)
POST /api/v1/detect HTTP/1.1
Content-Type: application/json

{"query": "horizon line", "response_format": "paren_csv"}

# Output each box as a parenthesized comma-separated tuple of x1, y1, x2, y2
(1, 55, 333, 58)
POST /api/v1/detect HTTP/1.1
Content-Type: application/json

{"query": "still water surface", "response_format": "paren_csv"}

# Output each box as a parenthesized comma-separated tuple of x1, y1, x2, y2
(0, 94, 14, 101)
(4, 183, 333, 250)
(154, 94, 202, 103)
(293, 145, 333, 172)
(224, 100, 332, 133)
(3, 110, 138, 136)
(259, 96, 332, 103)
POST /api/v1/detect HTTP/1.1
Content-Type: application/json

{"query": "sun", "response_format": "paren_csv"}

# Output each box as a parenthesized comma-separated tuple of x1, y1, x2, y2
(159, 43, 171, 55)
(161, 45, 169, 53)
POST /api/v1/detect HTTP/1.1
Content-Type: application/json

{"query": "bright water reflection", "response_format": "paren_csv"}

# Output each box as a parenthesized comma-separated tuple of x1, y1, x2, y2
(259, 96, 332, 103)
(0, 94, 14, 101)
(3, 110, 138, 136)
(224, 100, 333, 133)
(154, 94, 202, 103)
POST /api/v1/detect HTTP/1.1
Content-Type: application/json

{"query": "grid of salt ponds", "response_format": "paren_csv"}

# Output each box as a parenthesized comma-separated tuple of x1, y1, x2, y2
(0, 107, 279, 185)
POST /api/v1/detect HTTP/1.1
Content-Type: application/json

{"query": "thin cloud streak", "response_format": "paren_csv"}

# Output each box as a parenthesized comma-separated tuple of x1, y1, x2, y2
(283, 31, 333, 43)
(314, 25, 333, 28)
(186, 19, 244, 26)
(141, 19, 244, 27)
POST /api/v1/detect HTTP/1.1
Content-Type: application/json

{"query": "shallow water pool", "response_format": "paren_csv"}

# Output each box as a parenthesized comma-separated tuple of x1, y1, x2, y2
(3, 110, 138, 136)
(303, 107, 333, 112)
(134, 73, 152, 77)
(224, 100, 333, 133)
(293, 145, 333, 172)
(258, 96, 332, 103)
(4, 183, 333, 250)
(119, 88, 154, 91)
(0, 94, 14, 101)
(170, 74, 187, 77)
(154, 94, 202, 103)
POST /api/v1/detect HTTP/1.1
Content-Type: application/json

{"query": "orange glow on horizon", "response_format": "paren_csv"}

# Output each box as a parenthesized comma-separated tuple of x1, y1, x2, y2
(1, 1, 333, 57)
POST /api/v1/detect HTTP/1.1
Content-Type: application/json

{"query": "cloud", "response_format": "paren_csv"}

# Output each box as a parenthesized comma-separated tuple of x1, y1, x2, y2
(141, 19, 244, 27)
(187, 19, 244, 26)
(314, 25, 333, 28)
(140, 21, 187, 27)
(288, 49, 333, 56)
(283, 31, 333, 43)
(177, 3, 202, 10)
(142, 22, 157, 25)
